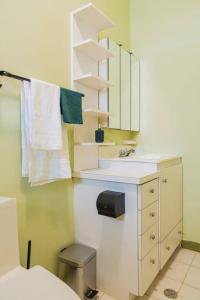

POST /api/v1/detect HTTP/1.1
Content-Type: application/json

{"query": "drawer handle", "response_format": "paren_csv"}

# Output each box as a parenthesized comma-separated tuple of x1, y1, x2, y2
(149, 212, 155, 217)
(150, 259, 155, 265)
(166, 246, 171, 251)
(178, 231, 182, 235)
(163, 178, 168, 183)
(150, 234, 156, 240)
(149, 189, 155, 194)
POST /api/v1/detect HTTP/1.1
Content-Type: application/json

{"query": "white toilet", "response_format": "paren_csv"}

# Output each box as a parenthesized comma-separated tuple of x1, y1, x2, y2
(0, 197, 81, 300)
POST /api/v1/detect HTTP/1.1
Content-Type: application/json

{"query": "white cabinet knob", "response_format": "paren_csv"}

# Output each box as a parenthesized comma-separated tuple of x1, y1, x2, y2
(150, 259, 155, 265)
(150, 234, 156, 240)
(149, 212, 155, 217)
(163, 178, 168, 183)
(150, 189, 155, 193)
(166, 246, 171, 251)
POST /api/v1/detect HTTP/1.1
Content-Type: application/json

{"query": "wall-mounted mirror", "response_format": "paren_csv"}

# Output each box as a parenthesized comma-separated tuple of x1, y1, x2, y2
(99, 38, 140, 132)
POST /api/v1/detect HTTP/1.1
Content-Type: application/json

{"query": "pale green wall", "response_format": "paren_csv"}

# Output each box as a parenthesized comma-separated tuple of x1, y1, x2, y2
(131, 0, 200, 243)
(0, 0, 131, 273)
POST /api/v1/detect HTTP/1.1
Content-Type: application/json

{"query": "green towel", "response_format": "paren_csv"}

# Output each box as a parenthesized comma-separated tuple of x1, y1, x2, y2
(60, 88, 84, 124)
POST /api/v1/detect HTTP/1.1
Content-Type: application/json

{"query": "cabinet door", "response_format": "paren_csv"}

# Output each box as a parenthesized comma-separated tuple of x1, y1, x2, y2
(160, 164, 183, 241)
(108, 39, 121, 129)
(131, 55, 140, 131)
(121, 48, 131, 130)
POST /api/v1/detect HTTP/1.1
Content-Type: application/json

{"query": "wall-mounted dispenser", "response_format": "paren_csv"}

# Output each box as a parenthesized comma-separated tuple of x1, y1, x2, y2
(96, 190, 125, 218)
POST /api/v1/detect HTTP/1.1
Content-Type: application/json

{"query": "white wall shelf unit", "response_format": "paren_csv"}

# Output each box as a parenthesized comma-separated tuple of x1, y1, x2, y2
(77, 142, 115, 146)
(71, 4, 114, 171)
(84, 109, 109, 128)
(74, 39, 113, 61)
(72, 3, 114, 33)
(122, 140, 137, 145)
(74, 74, 111, 90)
(84, 108, 110, 117)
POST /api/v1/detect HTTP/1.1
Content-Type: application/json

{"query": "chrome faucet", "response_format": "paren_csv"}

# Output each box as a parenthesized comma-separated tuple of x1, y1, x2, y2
(119, 148, 135, 157)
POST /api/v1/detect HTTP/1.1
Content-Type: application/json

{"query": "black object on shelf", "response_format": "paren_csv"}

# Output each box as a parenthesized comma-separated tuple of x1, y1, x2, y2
(96, 190, 125, 218)
(95, 127, 104, 143)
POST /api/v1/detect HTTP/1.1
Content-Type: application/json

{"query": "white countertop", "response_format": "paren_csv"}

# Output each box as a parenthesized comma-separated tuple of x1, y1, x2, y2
(73, 168, 159, 184)
(99, 154, 181, 164)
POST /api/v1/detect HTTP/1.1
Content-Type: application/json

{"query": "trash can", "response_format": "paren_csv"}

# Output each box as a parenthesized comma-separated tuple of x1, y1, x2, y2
(58, 243, 98, 300)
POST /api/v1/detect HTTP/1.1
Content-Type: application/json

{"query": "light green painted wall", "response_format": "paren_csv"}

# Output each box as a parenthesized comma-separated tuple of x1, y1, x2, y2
(131, 0, 200, 243)
(0, 0, 131, 273)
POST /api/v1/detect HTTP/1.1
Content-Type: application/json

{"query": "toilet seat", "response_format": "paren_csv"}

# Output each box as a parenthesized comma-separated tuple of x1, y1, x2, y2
(0, 265, 81, 300)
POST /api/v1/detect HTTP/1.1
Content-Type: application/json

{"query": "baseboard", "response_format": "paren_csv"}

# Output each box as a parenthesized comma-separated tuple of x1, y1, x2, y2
(182, 240, 200, 252)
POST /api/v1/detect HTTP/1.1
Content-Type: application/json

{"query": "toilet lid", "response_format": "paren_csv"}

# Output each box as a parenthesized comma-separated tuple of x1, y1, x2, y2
(0, 265, 81, 300)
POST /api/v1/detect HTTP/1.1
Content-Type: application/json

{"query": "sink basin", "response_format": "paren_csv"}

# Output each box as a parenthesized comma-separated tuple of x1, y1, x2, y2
(98, 154, 182, 173)
(110, 154, 180, 163)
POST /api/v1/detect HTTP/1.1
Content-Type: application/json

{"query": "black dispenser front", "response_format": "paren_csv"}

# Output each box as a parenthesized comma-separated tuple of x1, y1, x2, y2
(96, 190, 125, 218)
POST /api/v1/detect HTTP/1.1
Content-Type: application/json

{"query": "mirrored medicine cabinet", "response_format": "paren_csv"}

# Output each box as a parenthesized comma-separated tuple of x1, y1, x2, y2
(99, 38, 140, 132)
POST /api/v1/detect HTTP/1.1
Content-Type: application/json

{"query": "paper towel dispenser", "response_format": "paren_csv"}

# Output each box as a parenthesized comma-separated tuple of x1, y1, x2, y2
(96, 190, 125, 218)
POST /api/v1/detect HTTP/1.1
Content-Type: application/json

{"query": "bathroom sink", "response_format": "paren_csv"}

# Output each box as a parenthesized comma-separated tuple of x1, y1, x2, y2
(98, 154, 182, 173)
(104, 154, 180, 163)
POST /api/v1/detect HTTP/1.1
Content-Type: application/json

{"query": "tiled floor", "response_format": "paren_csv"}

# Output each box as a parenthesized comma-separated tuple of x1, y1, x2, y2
(97, 248, 200, 300)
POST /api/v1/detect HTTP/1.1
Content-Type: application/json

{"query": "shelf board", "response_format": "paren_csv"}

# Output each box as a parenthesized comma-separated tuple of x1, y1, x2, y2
(73, 3, 114, 32)
(74, 74, 111, 90)
(122, 140, 137, 145)
(74, 39, 113, 61)
(77, 142, 115, 146)
(84, 108, 110, 118)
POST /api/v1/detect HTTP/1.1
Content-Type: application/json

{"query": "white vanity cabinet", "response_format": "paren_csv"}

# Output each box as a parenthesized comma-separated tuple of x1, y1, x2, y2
(138, 179, 160, 295)
(159, 163, 183, 268)
(73, 155, 182, 299)
(99, 155, 183, 270)
(160, 164, 182, 241)
(73, 171, 160, 299)
(137, 156, 183, 269)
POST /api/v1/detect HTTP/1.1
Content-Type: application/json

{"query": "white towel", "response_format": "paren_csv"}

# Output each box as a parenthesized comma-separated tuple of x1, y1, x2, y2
(21, 81, 31, 177)
(30, 79, 62, 150)
(21, 80, 71, 186)
(29, 125, 71, 186)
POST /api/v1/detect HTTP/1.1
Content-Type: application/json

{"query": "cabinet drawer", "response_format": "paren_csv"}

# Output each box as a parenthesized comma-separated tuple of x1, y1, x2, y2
(160, 221, 182, 269)
(139, 244, 159, 296)
(139, 223, 159, 260)
(138, 201, 159, 235)
(138, 179, 159, 210)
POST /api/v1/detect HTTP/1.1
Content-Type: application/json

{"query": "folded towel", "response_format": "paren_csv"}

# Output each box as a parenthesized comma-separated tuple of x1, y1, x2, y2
(31, 79, 62, 150)
(29, 124, 71, 186)
(21, 81, 71, 186)
(60, 88, 84, 124)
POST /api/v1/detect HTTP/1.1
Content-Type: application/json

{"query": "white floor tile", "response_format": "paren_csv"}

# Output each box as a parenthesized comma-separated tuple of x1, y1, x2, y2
(98, 250, 200, 300)
(97, 290, 104, 299)
(177, 284, 200, 300)
(101, 294, 118, 300)
(138, 296, 157, 300)
(191, 252, 200, 269)
(184, 266, 200, 290)
(146, 276, 182, 300)
(173, 248, 196, 265)
(161, 261, 189, 282)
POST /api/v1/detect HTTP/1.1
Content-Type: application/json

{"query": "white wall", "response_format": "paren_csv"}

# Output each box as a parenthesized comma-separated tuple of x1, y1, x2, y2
(131, 0, 200, 243)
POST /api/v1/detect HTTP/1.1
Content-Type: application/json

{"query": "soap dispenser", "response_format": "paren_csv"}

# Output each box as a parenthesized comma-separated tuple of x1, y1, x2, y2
(95, 125, 104, 143)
